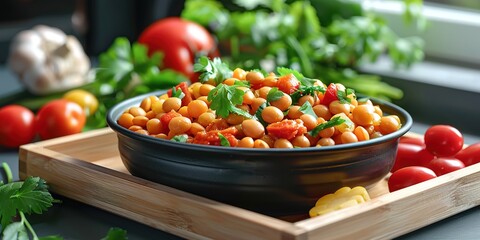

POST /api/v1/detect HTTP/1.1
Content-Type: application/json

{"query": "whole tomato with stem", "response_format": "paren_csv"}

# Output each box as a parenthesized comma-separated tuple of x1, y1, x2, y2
(138, 17, 219, 82)
(0, 105, 36, 148)
(35, 99, 86, 140)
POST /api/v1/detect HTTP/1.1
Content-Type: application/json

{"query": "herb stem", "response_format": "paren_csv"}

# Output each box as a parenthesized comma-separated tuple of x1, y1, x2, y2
(20, 211, 39, 240)
(2, 162, 13, 184)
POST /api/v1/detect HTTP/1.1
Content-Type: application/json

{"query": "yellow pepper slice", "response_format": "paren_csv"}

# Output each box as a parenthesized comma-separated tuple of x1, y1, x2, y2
(309, 186, 371, 217)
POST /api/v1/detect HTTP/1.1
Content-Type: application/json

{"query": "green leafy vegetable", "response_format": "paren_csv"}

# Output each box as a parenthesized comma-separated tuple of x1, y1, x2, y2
(194, 56, 233, 85)
(337, 88, 355, 104)
(171, 134, 188, 143)
(218, 133, 231, 147)
(308, 116, 346, 137)
(298, 101, 317, 118)
(101, 227, 128, 240)
(207, 83, 252, 119)
(266, 87, 284, 102)
(170, 87, 185, 99)
(290, 85, 325, 104)
(182, 0, 425, 101)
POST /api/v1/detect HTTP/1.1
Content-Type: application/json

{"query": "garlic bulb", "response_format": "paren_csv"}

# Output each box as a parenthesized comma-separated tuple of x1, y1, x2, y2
(8, 25, 91, 95)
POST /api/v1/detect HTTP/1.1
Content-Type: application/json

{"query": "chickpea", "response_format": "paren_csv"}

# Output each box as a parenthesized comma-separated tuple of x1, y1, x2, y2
(316, 137, 335, 147)
(253, 139, 270, 148)
(329, 100, 350, 115)
(292, 135, 310, 148)
(226, 113, 245, 125)
(188, 100, 208, 119)
(341, 131, 358, 144)
(250, 98, 266, 114)
(140, 97, 153, 112)
(199, 84, 215, 96)
(263, 76, 278, 87)
(261, 106, 284, 124)
(270, 94, 292, 111)
(132, 116, 149, 128)
(379, 116, 401, 135)
(246, 71, 264, 85)
(135, 129, 149, 135)
(145, 110, 156, 119)
(146, 118, 163, 135)
(300, 114, 317, 131)
(257, 86, 272, 99)
(298, 95, 316, 107)
(233, 68, 247, 80)
(128, 125, 143, 132)
(197, 112, 216, 127)
(238, 137, 255, 148)
(168, 116, 192, 134)
(191, 82, 202, 99)
(242, 89, 255, 105)
(354, 126, 370, 141)
(352, 104, 375, 126)
(178, 106, 190, 118)
(223, 78, 237, 86)
(274, 139, 293, 148)
(287, 106, 303, 119)
(118, 113, 134, 128)
(313, 104, 332, 120)
(189, 122, 205, 135)
(129, 107, 146, 117)
(163, 97, 182, 112)
(260, 135, 275, 148)
(151, 99, 165, 114)
(242, 119, 265, 139)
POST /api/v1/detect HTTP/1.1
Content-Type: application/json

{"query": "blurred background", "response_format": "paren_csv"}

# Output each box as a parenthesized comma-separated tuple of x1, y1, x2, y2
(0, 0, 479, 136)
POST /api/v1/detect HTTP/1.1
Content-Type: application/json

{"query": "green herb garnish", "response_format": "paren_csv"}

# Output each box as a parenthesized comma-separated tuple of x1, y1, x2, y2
(266, 87, 284, 103)
(194, 56, 233, 85)
(207, 83, 253, 119)
(308, 116, 346, 137)
(218, 133, 231, 147)
(170, 86, 185, 99)
(298, 101, 317, 118)
(171, 134, 188, 143)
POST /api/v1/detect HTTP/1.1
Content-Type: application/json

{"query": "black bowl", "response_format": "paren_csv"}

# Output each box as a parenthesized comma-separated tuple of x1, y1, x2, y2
(107, 90, 412, 217)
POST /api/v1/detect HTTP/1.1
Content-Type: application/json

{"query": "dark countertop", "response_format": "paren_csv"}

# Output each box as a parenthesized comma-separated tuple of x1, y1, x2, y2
(1, 66, 480, 240)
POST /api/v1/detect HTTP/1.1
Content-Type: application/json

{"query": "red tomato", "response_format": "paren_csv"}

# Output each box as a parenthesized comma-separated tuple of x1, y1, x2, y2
(399, 136, 425, 146)
(426, 157, 465, 176)
(138, 17, 219, 82)
(160, 111, 179, 134)
(455, 143, 480, 166)
(35, 99, 86, 140)
(391, 144, 424, 172)
(276, 74, 300, 94)
(0, 105, 36, 148)
(266, 119, 305, 140)
(424, 125, 463, 157)
(388, 166, 437, 192)
(321, 83, 338, 106)
(167, 82, 192, 106)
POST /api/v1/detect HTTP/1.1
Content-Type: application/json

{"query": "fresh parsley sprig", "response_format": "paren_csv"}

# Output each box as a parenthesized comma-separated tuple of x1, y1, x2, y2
(207, 83, 253, 119)
(194, 56, 233, 85)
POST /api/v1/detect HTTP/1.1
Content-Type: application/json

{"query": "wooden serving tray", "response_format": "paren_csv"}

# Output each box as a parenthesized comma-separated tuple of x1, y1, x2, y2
(18, 128, 480, 240)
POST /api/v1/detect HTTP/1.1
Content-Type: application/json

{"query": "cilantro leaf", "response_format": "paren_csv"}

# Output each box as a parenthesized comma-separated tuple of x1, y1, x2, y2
(254, 102, 268, 127)
(218, 133, 231, 147)
(2, 222, 27, 240)
(194, 56, 233, 85)
(298, 101, 317, 118)
(266, 87, 284, 103)
(290, 85, 325, 104)
(207, 83, 252, 119)
(308, 116, 346, 137)
(337, 88, 355, 104)
(170, 87, 185, 99)
(101, 227, 128, 240)
(171, 135, 188, 143)
(0, 177, 54, 232)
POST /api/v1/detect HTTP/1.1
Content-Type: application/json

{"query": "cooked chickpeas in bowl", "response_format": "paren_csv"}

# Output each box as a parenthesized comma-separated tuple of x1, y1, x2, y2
(107, 59, 412, 216)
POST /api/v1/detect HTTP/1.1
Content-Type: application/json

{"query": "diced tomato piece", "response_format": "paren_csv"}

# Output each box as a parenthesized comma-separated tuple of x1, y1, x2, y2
(167, 82, 192, 106)
(160, 111, 179, 133)
(193, 131, 238, 146)
(321, 83, 338, 106)
(267, 119, 302, 140)
(276, 74, 300, 94)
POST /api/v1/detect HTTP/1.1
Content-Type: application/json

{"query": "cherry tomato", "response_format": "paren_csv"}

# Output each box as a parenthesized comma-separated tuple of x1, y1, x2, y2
(455, 143, 480, 166)
(35, 99, 86, 140)
(399, 136, 425, 146)
(276, 74, 300, 94)
(391, 144, 430, 172)
(424, 125, 463, 157)
(0, 105, 36, 148)
(167, 82, 192, 106)
(63, 89, 99, 116)
(138, 17, 219, 82)
(321, 83, 338, 106)
(426, 157, 465, 176)
(388, 166, 437, 192)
